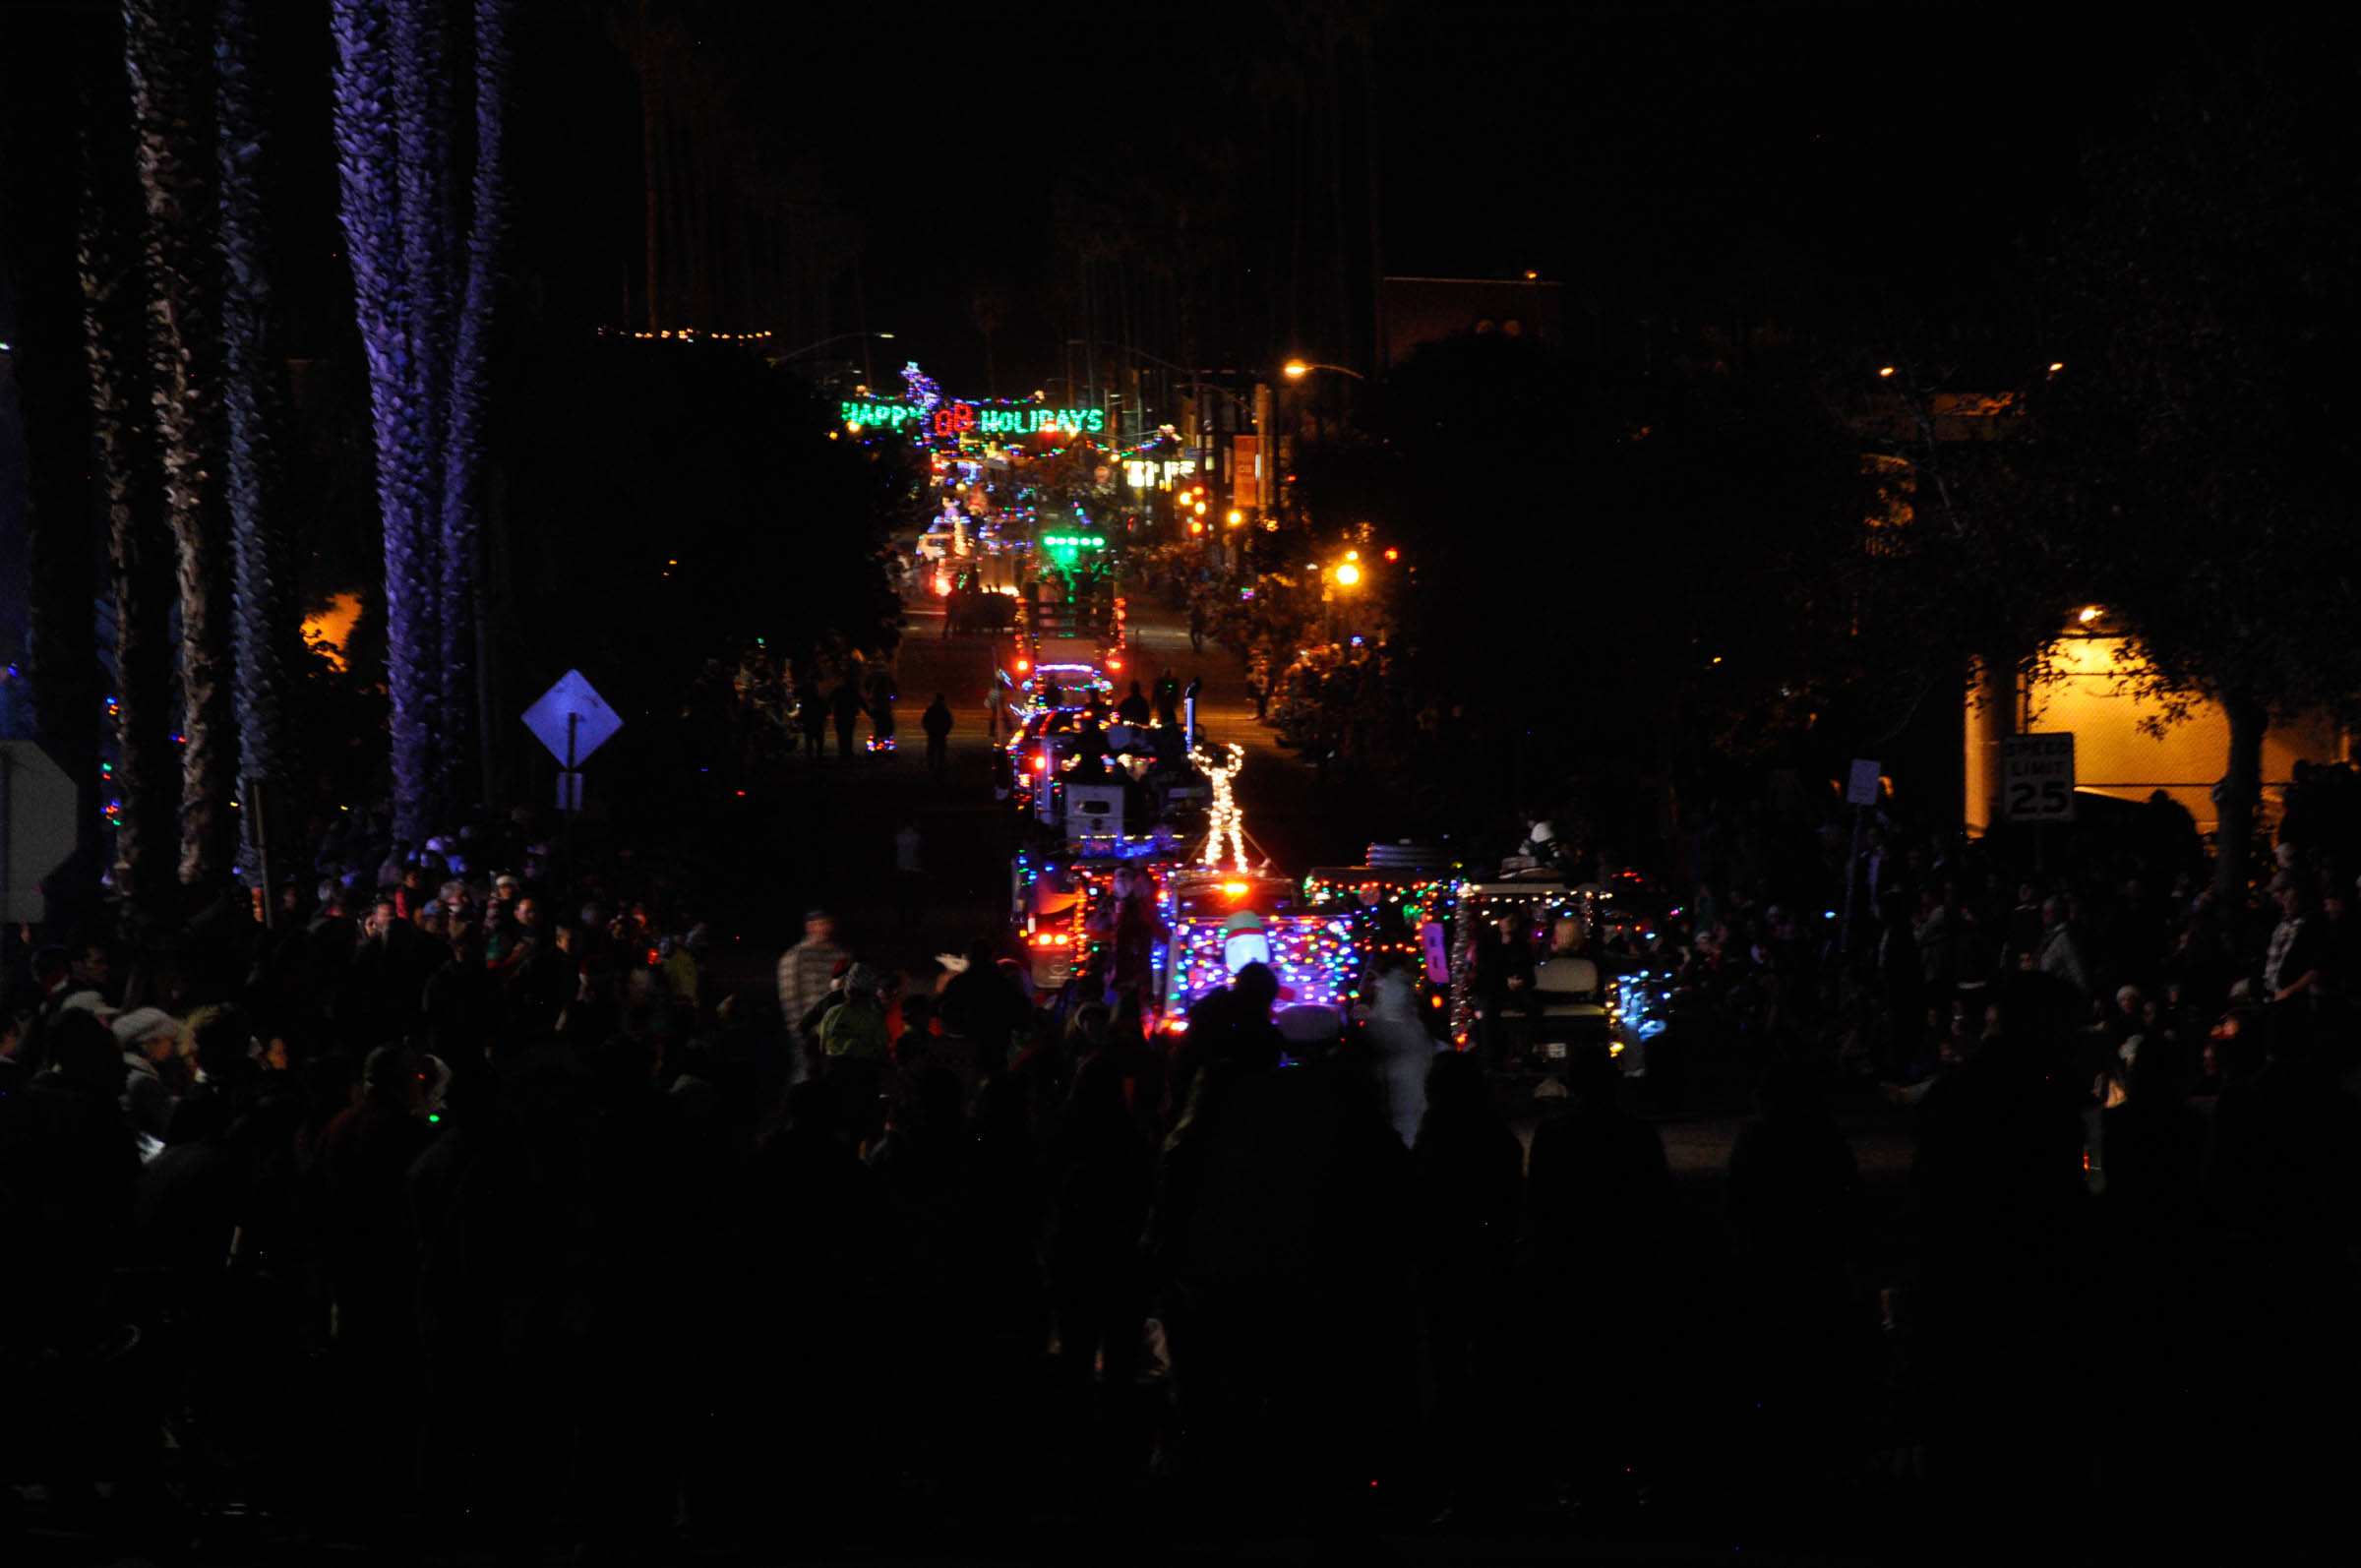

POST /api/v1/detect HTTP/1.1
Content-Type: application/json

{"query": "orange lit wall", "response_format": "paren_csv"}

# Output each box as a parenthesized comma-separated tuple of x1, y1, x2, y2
(1966, 633, 2346, 835)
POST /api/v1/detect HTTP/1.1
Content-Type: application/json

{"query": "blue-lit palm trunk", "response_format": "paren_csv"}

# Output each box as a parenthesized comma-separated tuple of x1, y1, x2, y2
(439, 0, 510, 813)
(331, 0, 509, 843)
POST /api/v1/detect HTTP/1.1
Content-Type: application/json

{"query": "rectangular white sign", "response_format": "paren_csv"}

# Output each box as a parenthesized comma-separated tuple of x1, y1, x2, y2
(2002, 733, 2077, 822)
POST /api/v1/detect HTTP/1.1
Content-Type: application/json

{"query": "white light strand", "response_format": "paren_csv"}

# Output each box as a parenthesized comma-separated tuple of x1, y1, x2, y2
(1191, 743, 1247, 871)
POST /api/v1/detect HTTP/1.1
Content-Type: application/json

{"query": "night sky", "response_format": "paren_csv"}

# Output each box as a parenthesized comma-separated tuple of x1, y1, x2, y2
(0, 1, 2282, 389)
(151, 1, 2276, 392)
(473, 1, 2255, 392)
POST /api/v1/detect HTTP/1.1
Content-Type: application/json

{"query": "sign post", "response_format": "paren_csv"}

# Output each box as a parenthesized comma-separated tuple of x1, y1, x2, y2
(1838, 758, 1880, 959)
(523, 672, 623, 880)
(0, 741, 80, 925)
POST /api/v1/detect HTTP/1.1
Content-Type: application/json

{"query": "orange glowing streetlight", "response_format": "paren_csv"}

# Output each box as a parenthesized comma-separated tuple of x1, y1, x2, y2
(1283, 358, 1364, 382)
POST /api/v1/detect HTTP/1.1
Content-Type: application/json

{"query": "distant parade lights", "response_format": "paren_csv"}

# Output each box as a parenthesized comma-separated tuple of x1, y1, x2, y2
(600, 327, 776, 341)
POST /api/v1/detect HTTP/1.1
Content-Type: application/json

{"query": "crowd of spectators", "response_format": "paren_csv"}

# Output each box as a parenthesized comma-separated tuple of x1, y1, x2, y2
(5, 760, 2361, 1560)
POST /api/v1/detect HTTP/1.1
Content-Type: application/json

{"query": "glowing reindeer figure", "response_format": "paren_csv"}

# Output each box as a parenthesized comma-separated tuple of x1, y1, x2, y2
(1190, 743, 1249, 873)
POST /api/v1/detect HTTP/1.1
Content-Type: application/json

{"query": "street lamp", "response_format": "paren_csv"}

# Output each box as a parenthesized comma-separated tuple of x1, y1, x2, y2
(1332, 560, 1362, 587)
(1283, 359, 1364, 382)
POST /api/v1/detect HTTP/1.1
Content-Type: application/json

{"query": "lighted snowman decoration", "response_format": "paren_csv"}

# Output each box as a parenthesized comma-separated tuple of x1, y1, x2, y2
(1222, 908, 1271, 976)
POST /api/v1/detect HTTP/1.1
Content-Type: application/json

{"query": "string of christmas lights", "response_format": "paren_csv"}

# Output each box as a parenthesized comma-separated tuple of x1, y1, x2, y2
(1171, 911, 1362, 1008)
(1190, 743, 1247, 871)
(900, 359, 941, 412)
(596, 327, 776, 341)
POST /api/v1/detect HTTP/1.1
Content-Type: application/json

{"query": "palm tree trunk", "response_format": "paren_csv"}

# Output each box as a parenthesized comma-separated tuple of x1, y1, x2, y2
(392, 0, 454, 826)
(216, 0, 300, 886)
(332, 0, 439, 846)
(77, 76, 175, 928)
(437, 0, 510, 821)
(126, 0, 236, 894)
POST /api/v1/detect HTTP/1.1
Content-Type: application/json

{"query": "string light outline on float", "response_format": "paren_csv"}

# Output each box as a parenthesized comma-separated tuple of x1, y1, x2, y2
(1190, 743, 1249, 872)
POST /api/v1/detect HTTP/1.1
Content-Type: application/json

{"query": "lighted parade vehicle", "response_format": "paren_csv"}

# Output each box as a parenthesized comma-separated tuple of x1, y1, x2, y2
(1007, 613, 1128, 694)
(1005, 712, 1201, 995)
(1442, 873, 1665, 1075)
(1302, 847, 1463, 1029)
(1009, 528, 1129, 681)
(1139, 747, 1363, 1036)
(1154, 868, 1364, 1037)
(1000, 672, 1124, 814)
(1006, 699, 1207, 829)
(1007, 658, 1117, 716)
(1011, 831, 1185, 995)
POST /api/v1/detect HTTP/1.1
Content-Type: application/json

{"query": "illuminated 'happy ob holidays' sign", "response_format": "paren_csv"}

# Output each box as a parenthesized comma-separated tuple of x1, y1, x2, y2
(841, 396, 1107, 440)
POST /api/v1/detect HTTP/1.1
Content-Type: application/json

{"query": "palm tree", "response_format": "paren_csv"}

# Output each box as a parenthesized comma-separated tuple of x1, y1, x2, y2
(126, 0, 237, 892)
(216, 0, 301, 881)
(77, 65, 175, 928)
(333, 0, 441, 845)
(392, 0, 457, 821)
(333, 0, 511, 841)
(439, 0, 511, 817)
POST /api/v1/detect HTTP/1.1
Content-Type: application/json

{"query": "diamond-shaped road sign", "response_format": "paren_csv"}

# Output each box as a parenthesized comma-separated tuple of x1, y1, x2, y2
(1, 740, 80, 923)
(521, 670, 623, 768)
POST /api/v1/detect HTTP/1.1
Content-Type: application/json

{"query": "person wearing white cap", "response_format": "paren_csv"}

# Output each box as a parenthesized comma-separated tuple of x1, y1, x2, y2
(112, 1006, 188, 1142)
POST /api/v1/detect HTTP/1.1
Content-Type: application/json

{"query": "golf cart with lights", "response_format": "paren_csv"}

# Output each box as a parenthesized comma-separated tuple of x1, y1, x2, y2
(1445, 873, 1652, 1075)
(1303, 849, 1463, 1032)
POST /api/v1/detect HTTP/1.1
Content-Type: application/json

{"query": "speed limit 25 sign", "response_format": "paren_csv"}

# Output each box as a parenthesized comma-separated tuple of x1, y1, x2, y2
(2002, 733, 2077, 822)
